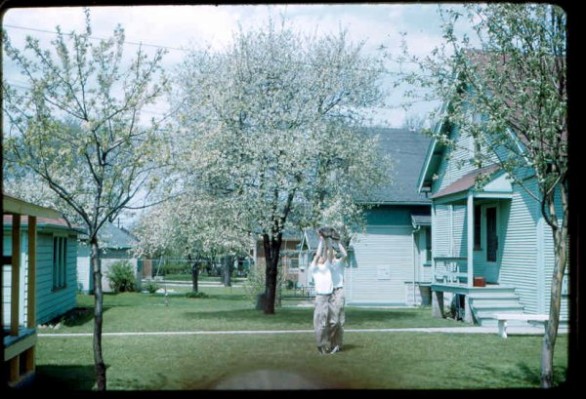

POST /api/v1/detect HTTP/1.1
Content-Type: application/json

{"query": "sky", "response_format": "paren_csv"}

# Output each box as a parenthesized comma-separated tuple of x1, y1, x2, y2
(1, 2, 467, 128)
(1, 2, 475, 225)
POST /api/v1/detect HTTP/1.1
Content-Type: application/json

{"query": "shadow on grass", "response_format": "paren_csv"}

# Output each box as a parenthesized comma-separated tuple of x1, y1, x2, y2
(180, 307, 420, 328)
(200, 293, 247, 301)
(471, 361, 568, 388)
(32, 365, 96, 390)
(47, 306, 113, 327)
(516, 362, 568, 387)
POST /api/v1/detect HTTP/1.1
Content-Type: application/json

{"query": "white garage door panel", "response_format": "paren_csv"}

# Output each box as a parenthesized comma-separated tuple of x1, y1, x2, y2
(347, 226, 413, 304)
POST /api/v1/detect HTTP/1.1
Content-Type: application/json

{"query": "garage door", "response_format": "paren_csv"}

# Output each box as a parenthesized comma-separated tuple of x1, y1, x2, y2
(346, 225, 414, 305)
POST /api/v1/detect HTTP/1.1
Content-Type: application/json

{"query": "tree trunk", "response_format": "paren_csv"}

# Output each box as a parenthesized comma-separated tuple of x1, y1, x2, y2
(262, 234, 281, 314)
(540, 223, 568, 388)
(190, 257, 199, 293)
(90, 237, 107, 391)
(223, 255, 232, 287)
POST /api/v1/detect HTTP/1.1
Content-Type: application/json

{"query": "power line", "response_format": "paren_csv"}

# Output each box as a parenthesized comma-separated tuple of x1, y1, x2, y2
(3, 23, 187, 52)
(2, 24, 416, 78)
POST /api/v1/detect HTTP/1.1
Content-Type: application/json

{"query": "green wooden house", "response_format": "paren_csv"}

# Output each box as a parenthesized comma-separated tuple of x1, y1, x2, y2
(417, 110, 570, 327)
(2, 194, 76, 387)
(3, 213, 79, 326)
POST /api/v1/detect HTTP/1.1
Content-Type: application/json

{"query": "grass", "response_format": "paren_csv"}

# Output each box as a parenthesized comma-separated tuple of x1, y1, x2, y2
(31, 286, 570, 391)
(156, 274, 247, 283)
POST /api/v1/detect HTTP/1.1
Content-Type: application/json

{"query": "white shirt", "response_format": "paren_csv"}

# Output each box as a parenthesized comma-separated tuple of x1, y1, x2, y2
(331, 258, 346, 289)
(309, 259, 333, 295)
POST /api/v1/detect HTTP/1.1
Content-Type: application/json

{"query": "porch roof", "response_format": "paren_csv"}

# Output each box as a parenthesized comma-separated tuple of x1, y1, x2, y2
(431, 164, 512, 203)
(411, 214, 431, 228)
(2, 193, 61, 218)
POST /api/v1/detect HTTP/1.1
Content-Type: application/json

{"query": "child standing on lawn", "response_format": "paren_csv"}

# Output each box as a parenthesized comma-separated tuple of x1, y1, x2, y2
(308, 234, 333, 354)
(327, 232, 348, 354)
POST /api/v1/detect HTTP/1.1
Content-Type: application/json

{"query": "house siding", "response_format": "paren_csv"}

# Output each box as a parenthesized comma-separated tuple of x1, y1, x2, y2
(498, 185, 539, 312)
(2, 232, 28, 326)
(482, 178, 568, 321)
(347, 225, 414, 305)
(77, 244, 92, 293)
(3, 228, 77, 326)
(432, 204, 467, 257)
(35, 233, 77, 325)
(434, 127, 477, 193)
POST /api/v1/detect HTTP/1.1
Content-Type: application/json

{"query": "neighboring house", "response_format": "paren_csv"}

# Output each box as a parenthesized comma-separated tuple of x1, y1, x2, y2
(417, 110, 570, 327)
(297, 127, 433, 306)
(252, 230, 301, 283)
(77, 221, 142, 294)
(2, 194, 73, 387)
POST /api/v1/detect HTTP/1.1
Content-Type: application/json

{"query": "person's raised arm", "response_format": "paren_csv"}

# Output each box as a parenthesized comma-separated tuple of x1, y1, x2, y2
(337, 242, 348, 261)
(326, 237, 334, 263)
(311, 236, 324, 266)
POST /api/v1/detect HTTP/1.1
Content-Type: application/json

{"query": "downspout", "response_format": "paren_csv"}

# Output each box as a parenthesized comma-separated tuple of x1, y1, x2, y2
(432, 204, 436, 285)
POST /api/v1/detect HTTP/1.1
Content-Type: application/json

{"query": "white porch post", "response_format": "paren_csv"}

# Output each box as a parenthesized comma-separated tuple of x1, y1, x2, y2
(465, 191, 474, 323)
(467, 191, 474, 287)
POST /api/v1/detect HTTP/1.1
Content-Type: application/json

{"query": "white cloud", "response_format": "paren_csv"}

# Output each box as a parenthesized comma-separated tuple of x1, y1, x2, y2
(2, 3, 458, 126)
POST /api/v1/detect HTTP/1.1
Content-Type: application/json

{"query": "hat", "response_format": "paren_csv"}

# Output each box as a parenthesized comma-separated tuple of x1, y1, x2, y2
(318, 226, 339, 240)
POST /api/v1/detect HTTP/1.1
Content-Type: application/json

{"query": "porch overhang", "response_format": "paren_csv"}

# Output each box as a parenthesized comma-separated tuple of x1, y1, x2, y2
(431, 164, 513, 205)
(411, 214, 431, 229)
(3, 194, 61, 219)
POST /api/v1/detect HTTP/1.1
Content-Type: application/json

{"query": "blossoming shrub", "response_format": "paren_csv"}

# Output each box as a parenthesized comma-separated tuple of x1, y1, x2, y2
(107, 260, 137, 293)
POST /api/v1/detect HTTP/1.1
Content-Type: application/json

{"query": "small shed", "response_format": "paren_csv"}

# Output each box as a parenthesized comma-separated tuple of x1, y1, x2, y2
(77, 221, 142, 294)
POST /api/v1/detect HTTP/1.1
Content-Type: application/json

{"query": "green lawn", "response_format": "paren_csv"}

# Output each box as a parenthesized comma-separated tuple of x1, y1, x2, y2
(32, 287, 570, 390)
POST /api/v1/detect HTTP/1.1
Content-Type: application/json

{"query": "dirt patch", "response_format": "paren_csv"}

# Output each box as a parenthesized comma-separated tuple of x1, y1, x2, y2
(209, 368, 345, 390)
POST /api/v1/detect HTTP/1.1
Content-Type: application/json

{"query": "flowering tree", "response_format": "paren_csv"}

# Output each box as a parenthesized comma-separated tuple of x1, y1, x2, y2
(171, 18, 392, 314)
(2, 9, 169, 390)
(132, 193, 254, 291)
(401, 4, 567, 387)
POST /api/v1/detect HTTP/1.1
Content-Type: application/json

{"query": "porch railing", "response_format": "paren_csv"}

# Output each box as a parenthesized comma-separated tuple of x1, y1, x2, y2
(433, 256, 468, 285)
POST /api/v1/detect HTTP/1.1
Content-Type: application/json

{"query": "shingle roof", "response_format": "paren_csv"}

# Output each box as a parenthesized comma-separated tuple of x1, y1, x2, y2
(432, 164, 500, 199)
(78, 221, 137, 249)
(98, 222, 137, 249)
(356, 127, 433, 204)
(3, 214, 83, 234)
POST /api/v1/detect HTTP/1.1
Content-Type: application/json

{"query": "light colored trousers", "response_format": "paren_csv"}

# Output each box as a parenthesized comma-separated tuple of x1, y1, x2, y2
(329, 287, 345, 348)
(313, 294, 331, 348)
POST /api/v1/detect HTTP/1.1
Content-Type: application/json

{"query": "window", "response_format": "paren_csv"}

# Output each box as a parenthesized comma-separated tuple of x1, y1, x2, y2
(425, 227, 432, 263)
(474, 205, 482, 250)
(53, 236, 67, 290)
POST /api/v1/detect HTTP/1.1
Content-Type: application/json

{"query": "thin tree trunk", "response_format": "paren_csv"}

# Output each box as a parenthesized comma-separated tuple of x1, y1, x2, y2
(91, 237, 107, 391)
(223, 255, 232, 287)
(189, 255, 199, 292)
(541, 224, 567, 388)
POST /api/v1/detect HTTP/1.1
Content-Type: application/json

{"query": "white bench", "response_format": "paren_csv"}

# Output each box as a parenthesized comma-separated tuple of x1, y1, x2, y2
(492, 313, 549, 339)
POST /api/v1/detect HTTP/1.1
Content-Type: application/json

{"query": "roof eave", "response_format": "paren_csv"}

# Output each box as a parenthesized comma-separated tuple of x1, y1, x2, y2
(3, 194, 61, 219)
